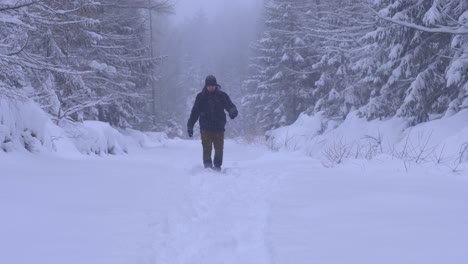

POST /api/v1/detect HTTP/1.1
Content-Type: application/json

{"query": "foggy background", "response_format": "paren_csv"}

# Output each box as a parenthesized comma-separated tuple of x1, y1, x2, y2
(152, 0, 264, 137)
(172, 0, 262, 24)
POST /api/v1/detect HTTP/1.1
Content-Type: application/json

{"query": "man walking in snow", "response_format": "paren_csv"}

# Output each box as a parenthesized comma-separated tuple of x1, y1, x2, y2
(187, 75, 238, 171)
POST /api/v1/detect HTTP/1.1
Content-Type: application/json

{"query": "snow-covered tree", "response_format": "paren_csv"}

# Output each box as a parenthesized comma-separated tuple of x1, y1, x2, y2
(244, 0, 468, 134)
(242, 0, 318, 132)
(303, 0, 374, 119)
(359, 0, 467, 124)
(1, 0, 172, 130)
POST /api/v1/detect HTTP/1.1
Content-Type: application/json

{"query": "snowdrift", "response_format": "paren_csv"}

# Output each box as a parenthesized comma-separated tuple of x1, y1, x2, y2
(121, 129, 169, 149)
(0, 97, 168, 155)
(267, 110, 468, 167)
(60, 121, 129, 155)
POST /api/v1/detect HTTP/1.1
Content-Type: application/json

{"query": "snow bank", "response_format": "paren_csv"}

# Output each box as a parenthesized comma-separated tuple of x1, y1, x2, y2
(267, 110, 468, 167)
(55, 120, 170, 156)
(267, 111, 406, 155)
(0, 97, 169, 156)
(61, 121, 129, 155)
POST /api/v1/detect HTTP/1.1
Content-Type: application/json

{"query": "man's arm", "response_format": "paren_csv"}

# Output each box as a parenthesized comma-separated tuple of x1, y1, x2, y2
(187, 94, 201, 135)
(223, 93, 238, 119)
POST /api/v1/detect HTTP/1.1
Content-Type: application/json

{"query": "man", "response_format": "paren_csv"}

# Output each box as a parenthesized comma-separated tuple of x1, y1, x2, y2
(187, 75, 238, 171)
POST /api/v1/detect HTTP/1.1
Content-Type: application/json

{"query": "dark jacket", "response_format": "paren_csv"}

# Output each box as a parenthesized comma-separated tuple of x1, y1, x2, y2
(187, 86, 238, 132)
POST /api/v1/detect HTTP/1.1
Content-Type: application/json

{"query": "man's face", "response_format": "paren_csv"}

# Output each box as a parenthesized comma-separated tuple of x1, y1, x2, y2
(207, 85, 216, 92)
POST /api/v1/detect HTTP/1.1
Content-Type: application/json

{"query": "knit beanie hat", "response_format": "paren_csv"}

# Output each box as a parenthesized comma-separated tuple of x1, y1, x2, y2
(205, 75, 217, 86)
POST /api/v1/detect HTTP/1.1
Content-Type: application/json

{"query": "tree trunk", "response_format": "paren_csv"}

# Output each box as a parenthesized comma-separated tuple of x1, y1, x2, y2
(148, 0, 157, 125)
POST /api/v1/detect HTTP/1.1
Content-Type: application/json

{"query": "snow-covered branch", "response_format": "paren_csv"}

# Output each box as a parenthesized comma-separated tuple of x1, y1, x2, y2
(372, 8, 468, 35)
(0, 0, 38, 12)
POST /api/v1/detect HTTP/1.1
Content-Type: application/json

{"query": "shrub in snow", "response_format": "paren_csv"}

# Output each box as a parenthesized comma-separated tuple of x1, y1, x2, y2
(267, 109, 468, 169)
(322, 137, 351, 168)
(0, 125, 13, 152)
(20, 129, 42, 153)
(0, 97, 54, 153)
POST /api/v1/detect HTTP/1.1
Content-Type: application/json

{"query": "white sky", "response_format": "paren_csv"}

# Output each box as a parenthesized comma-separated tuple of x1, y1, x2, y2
(171, 0, 262, 24)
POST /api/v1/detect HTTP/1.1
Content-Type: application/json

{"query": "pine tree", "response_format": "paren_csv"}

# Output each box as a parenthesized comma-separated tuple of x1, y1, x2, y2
(305, 0, 373, 119)
(359, 0, 462, 124)
(437, 0, 468, 116)
(242, 0, 317, 132)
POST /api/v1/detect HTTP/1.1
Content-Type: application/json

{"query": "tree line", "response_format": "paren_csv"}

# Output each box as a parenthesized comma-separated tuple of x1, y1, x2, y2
(242, 0, 468, 133)
(4, 0, 467, 137)
(0, 0, 171, 130)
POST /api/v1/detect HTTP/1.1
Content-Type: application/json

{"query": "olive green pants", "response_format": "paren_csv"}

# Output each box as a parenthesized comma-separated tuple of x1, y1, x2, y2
(201, 130, 224, 168)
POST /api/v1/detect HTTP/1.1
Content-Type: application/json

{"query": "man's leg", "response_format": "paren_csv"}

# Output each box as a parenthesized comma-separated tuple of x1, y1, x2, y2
(201, 130, 213, 168)
(213, 131, 225, 169)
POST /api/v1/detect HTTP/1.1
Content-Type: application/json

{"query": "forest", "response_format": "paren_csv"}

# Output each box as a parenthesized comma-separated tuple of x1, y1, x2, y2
(1, 0, 467, 152)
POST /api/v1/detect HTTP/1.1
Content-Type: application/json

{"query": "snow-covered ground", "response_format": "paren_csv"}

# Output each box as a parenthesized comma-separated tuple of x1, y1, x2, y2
(1, 139, 467, 264)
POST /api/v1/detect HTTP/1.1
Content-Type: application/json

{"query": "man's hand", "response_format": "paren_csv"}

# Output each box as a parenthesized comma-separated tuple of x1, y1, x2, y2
(188, 127, 194, 137)
(229, 109, 238, 119)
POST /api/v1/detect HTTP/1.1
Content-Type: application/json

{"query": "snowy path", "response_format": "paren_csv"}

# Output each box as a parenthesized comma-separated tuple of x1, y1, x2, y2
(1, 140, 468, 264)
